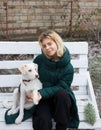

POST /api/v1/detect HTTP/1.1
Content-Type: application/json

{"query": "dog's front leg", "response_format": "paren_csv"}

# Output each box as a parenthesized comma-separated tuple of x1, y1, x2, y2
(15, 88, 25, 124)
(8, 88, 19, 115)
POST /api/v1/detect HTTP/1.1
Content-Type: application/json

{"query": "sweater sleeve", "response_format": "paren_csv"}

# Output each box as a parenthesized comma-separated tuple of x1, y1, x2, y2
(39, 64, 74, 99)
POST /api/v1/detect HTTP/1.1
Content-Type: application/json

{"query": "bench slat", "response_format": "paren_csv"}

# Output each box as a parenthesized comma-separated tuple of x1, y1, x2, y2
(0, 73, 88, 87)
(0, 94, 90, 104)
(0, 120, 101, 130)
(0, 42, 88, 54)
(0, 60, 32, 69)
(64, 42, 88, 54)
(0, 107, 98, 125)
(0, 106, 86, 121)
(0, 59, 88, 69)
(79, 120, 101, 129)
(0, 42, 41, 54)
(0, 93, 90, 103)
(0, 121, 33, 130)
(0, 74, 88, 95)
(0, 75, 21, 87)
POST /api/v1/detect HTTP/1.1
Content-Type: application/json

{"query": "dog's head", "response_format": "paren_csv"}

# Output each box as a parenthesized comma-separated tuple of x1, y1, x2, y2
(18, 63, 39, 79)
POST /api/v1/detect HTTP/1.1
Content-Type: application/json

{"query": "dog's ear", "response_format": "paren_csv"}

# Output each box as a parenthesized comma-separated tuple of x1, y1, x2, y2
(18, 64, 26, 73)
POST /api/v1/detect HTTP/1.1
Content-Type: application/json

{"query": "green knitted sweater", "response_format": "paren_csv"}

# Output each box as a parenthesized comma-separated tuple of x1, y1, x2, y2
(5, 48, 79, 128)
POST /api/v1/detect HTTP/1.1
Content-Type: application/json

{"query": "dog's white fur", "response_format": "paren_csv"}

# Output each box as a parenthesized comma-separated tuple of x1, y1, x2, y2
(5, 63, 42, 124)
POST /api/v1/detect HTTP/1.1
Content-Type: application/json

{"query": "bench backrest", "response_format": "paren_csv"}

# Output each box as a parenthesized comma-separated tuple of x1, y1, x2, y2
(0, 41, 88, 95)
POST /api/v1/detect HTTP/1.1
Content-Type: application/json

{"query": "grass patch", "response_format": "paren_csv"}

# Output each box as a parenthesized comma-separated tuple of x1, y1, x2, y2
(89, 58, 101, 88)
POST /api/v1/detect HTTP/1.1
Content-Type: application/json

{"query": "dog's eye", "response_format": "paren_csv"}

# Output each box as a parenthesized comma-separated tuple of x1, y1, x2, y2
(35, 68, 37, 71)
(28, 69, 32, 72)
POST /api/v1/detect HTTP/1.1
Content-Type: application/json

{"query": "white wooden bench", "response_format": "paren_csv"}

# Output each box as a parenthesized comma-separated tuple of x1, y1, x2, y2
(0, 41, 101, 130)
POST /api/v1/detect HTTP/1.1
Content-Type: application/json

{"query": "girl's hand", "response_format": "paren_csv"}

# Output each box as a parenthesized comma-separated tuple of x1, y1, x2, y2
(26, 94, 33, 102)
(27, 91, 42, 103)
(37, 92, 42, 101)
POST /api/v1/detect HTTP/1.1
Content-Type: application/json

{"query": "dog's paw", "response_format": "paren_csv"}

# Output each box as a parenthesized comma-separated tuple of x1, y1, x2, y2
(7, 109, 14, 115)
(2, 100, 12, 109)
(12, 108, 19, 114)
(7, 107, 19, 115)
(15, 115, 23, 124)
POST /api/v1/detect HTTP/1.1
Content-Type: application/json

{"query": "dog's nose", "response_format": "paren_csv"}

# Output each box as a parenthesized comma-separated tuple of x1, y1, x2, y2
(35, 74, 39, 78)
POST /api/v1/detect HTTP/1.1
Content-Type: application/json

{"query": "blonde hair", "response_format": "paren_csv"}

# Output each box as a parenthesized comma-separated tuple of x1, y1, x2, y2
(38, 30, 65, 58)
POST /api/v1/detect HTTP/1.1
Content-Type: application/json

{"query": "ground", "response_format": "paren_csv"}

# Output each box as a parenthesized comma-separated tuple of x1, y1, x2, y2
(88, 42, 101, 116)
(88, 42, 101, 88)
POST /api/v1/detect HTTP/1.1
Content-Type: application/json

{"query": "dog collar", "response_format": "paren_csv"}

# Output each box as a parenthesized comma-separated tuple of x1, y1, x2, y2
(23, 77, 36, 86)
(23, 79, 31, 82)
(23, 79, 31, 86)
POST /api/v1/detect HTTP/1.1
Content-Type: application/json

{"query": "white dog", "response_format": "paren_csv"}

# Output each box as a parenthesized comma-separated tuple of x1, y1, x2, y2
(5, 63, 42, 124)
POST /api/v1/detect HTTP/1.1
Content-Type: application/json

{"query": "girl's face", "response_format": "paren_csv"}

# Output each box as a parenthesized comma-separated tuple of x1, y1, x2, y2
(41, 38, 58, 58)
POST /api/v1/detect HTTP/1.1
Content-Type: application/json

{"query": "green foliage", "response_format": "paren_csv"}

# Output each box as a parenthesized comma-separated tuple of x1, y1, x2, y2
(84, 103, 96, 125)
